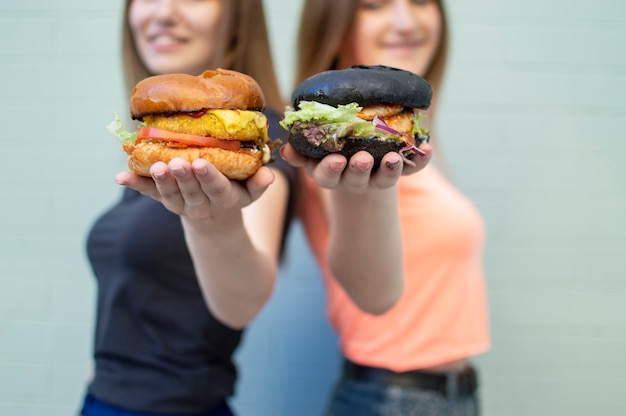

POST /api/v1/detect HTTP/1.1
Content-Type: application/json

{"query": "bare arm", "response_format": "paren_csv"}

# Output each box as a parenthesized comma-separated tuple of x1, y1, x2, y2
(281, 143, 431, 314)
(325, 185, 403, 314)
(115, 157, 290, 329)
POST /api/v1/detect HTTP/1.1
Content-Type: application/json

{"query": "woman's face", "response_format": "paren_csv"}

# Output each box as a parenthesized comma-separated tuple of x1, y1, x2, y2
(337, 0, 442, 76)
(129, 0, 223, 76)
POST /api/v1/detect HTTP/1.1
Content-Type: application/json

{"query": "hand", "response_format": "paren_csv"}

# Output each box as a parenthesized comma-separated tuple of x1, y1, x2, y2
(115, 157, 275, 221)
(280, 142, 432, 193)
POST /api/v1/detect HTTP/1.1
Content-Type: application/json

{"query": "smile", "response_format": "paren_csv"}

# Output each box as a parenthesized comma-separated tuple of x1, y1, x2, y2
(148, 34, 188, 50)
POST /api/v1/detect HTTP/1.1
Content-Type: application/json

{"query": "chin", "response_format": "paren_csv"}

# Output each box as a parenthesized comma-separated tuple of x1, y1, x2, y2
(144, 57, 208, 77)
(378, 58, 428, 77)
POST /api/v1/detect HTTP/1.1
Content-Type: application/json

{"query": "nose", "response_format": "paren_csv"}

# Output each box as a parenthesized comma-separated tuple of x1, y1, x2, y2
(153, 0, 178, 25)
(391, 0, 419, 32)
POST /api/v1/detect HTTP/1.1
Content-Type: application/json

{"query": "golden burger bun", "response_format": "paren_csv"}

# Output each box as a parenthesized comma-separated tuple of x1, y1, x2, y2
(123, 69, 276, 180)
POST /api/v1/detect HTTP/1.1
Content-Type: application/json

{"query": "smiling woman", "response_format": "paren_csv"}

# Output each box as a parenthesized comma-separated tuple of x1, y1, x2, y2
(78, 1, 298, 416)
(128, 0, 222, 77)
(122, 0, 284, 112)
(287, 1, 488, 415)
(336, 0, 443, 77)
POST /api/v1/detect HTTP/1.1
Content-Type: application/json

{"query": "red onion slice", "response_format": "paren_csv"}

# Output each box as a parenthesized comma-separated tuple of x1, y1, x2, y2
(373, 116, 400, 135)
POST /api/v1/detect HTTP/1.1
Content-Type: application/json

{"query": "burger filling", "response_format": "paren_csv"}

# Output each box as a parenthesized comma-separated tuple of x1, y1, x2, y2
(143, 109, 268, 141)
(108, 110, 279, 164)
(280, 101, 429, 160)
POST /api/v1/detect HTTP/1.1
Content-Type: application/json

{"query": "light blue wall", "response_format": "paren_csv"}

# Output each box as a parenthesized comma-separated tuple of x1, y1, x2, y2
(0, 1, 625, 415)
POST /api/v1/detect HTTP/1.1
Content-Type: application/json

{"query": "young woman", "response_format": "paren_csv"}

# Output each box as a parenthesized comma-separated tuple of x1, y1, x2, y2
(281, 0, 491, 414)
(80, 1, 297, 415)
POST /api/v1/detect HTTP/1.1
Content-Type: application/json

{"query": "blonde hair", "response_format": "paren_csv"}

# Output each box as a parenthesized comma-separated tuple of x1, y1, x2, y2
(295, 0, 449, 100)
(120, 0, 284, 112)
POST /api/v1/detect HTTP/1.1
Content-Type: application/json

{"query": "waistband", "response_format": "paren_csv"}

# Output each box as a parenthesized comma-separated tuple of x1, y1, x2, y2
(342, 359, 478, 398)
(81, 394, 233, 416)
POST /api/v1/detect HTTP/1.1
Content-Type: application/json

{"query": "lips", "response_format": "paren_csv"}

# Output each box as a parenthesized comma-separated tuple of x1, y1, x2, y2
(382, 38, 423, 49)
(147, 33, 188, 51)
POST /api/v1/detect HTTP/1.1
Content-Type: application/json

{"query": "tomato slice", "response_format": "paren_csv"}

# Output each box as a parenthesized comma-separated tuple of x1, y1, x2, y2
(136, 127, 241, 151)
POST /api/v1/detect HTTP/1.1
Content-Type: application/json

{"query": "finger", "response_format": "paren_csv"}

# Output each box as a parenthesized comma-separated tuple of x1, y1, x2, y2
(340, 151, 374, 192)
(245, 166, 275, 202)
(280, 143, 323, 178)
(115, 170, 160, 199)
(401, 142, 432, 176)
(311, 153, 347, 188)
(280, 144, 308, 167)
(192, 159, 238, 210)
(169, 158, 209, 207)
(370, 151, 404, 189)
(150, 161, 185, 213)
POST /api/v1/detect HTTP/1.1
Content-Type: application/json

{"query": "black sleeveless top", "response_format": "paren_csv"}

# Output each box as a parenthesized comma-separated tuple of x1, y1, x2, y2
(85, 110, 296, 413)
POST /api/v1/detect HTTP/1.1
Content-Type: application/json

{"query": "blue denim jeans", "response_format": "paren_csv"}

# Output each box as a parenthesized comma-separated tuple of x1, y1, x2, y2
(324, 379, 479, 416)
(80, 394, 234, 416)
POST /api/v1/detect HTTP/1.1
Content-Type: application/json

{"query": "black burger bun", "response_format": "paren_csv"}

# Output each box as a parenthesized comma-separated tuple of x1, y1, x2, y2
(288, 130, 406, 169)
(291, 64, 432, 109)
(284, 65, 432, 168)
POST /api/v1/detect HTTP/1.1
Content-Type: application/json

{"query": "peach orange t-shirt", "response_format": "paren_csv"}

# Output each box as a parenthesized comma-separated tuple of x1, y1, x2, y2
(300, 165, 490, 372)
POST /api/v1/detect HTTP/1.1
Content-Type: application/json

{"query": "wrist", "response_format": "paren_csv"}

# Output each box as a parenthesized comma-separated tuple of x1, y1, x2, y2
(181, 209, 244, 238)
(332, 184, 398, 207)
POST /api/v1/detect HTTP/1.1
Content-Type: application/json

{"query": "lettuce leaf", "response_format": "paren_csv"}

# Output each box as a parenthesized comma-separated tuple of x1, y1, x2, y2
(280, 100, 429, 144)
(106, 113, 138, 144)
(411, 112, 430, 141)
(280, 101, 364, 128)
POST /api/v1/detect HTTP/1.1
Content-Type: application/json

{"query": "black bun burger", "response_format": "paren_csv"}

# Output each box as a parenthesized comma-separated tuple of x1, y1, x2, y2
(280, 65, 432, 168)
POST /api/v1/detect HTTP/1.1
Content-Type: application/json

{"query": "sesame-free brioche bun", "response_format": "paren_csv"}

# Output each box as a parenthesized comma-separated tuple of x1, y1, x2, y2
(123, 142, 264, 180)
(130, 68, 266, 119)
(121, 69, 276, 180)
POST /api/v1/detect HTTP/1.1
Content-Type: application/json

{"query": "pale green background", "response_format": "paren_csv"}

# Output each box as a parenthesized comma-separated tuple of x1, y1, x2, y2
(1, 1, 625, 415)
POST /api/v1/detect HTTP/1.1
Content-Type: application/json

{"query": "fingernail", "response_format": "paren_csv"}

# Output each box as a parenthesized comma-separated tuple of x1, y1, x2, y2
(171, 166, 186, 177)
(195, 166, 208, 176)
(152, 169, 167, 180)
(415, 147, 427, 156)
(386, 160, 401, 170)
(354, 161, 372, 172)
(330, 160, 345, 172)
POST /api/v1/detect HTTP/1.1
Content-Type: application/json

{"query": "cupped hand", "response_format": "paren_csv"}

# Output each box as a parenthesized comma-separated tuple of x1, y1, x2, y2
(115, 157, 275, 221)
(280, 142, 432, 193)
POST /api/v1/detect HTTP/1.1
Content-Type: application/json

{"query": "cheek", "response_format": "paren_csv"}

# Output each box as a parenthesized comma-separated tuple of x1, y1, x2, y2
(127, 4, 145, 34)
(188, 14, 221, 45)
(345, 23, 378, 64)
(189, 4, 222, 37)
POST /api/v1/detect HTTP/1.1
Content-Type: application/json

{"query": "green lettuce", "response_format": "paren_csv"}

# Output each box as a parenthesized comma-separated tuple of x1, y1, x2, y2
(281, 101, 385, 140)
(280, 100, 429, 143)
(106, 113, 138, 144)
(280, 101, 364, 128)
(411, 112, 430, 140)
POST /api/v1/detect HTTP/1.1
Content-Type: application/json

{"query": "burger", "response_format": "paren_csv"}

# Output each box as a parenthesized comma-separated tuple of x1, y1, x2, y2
(107, 68, 279, 180)
(280, 65, 431, 168)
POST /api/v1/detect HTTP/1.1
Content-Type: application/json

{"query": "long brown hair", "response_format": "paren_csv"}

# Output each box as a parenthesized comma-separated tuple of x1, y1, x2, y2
(120, 0, 283, 112)
(295, 0, 449, 106)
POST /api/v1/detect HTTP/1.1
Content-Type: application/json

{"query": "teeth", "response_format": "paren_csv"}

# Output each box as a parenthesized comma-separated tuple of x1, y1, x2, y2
(152, 35, 179, 46)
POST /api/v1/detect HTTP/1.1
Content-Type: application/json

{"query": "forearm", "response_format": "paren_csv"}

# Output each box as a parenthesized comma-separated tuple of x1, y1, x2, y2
(181, 213, 276, 329)
(327, 186, 404, 314)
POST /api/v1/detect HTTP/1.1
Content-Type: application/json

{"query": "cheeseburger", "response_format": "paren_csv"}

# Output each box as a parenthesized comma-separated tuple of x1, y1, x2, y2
(108, 68, 278, 180)
(280, 65, 431, 167)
